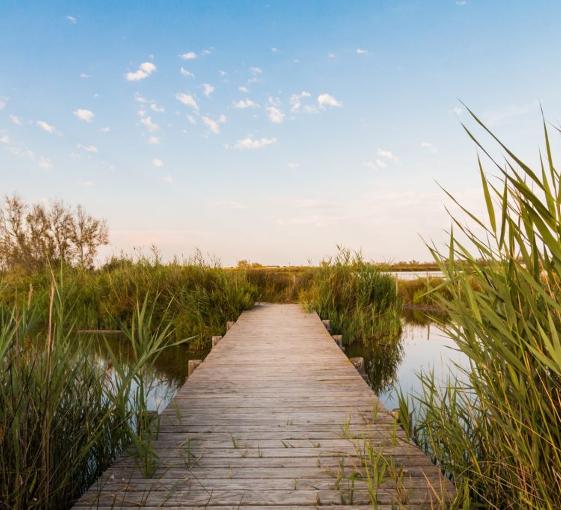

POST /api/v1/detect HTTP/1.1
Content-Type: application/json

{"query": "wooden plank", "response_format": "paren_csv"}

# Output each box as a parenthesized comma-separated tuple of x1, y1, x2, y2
(73, 303, 454, 509)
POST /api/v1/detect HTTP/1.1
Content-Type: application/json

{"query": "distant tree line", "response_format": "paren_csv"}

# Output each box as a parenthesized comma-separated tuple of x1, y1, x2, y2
(0, 195, 108, 271)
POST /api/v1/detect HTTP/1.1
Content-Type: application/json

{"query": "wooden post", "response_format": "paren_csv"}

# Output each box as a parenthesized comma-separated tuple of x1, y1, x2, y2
(322, 319, 331, 332)
(350, 357, 366, 377)
(226, 321, 234, 330)
(212, 335, 222, 348)
(188, 359, 202, 377)
(332, 334, 343, 349)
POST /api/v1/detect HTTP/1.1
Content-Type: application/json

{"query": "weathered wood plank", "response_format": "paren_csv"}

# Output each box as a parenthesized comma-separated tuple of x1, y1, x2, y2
(73, 303, 453, 509)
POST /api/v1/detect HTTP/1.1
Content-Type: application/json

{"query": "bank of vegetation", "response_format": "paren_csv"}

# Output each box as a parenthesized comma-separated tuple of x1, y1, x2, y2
(396, 111, 561, 508)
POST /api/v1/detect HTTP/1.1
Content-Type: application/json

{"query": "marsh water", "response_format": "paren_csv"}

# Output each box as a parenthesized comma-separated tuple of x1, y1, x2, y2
(90, 308, 467, 414)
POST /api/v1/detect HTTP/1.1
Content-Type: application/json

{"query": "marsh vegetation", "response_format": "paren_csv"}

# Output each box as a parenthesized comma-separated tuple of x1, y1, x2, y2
(2, 112, 561, 509)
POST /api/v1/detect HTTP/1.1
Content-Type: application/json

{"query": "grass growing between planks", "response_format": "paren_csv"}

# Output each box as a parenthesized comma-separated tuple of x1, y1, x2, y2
(397, 110, 561, 508)
(0, 277, 190, 510)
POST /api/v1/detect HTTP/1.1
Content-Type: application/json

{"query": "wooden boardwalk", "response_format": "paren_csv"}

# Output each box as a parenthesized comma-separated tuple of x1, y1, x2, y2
(74, 303, 454, 509)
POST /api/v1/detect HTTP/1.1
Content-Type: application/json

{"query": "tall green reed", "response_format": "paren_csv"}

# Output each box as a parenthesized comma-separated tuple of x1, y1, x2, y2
(400, 109, 561, 508)
(0, 277, 188, 510)
(300, 248, 402, 343)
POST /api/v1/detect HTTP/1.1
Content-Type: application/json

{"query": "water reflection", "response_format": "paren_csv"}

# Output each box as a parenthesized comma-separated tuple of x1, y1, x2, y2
(86, 312, 468, 417)
(84, 335, 206, 412)
(375, 321, 469, 410)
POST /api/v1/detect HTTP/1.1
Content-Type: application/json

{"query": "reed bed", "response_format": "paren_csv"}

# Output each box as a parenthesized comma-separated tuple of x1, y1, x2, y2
(300, 249, 402, 346)
(0, 255, 257, 349)
(0, 280, 188, 510)
(398, 110, 561, 508)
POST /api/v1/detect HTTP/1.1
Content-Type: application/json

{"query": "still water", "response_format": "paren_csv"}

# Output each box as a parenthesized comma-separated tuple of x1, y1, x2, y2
(93, 311, 468, 414)
(385, 271, 444, 280)
(376, 321, 469, 409)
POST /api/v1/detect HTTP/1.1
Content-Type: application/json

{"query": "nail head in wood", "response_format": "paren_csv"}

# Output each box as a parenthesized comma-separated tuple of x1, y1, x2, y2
(187, 359, 202, 377)
(211, 335, 223, 348)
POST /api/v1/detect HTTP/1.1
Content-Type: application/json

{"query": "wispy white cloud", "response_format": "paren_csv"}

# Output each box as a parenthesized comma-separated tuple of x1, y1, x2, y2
(134, 93, 147, 104)
(180, 51, 197, 60)
(0, 99, 6, 110)
(238, 86, 249, 93)
(79, 72, 91, 79)
(202, 114, 226, 134)
(377, 148, 397, 161)
(36, 120, 58, 135)
(9, 115, 22, 126)
(356, 48, 368, 55)
(140, 115, 159, 132)
(318, 93, 342, 108)
(66, 15, 77, 24)
(233, 98, 259, 109)
(266, 106, 284, 124)
(450, 105, 464, 116)
(289, 91, 312, 113)
(0, 134, 10, 145)
(81, 180, 94, 187)
(125, 62, 156, 81)
(73, 108, 94, 123)
(250, 66, 262, 76)
(328, 53, 336, 59)
(162, 175, 173, 184)
(38, 157, 53, 169)
(152, 158, 164, 168)
(420, 141, 438, 154)
(483, 101, 537, 127)
(150, 103, 165, 113)
(99, 126, 111, 133)
(227, 137, 276, 150)
(287, 162, 300, 169)
(77, 144, 98, 153)
(364, 159, 387, 170)
(148, 136, 160, 144)
(202, 83, 215, 97)
(176, 92, 199, 111)
(365, 148, 398, 170)
(180, 66, 194, 78)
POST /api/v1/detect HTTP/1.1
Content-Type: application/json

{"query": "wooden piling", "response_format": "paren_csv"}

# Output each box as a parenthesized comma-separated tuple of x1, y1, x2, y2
(321, 319, 331, 332)
(350, 356, 365, 376)
(332, 334, 343, 349)
(226, 320, 234, 330)
(187, 359, 202, 377)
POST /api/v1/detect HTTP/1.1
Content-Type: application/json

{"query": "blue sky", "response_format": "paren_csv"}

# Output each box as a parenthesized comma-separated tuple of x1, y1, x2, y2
(1, 0, 561, 265)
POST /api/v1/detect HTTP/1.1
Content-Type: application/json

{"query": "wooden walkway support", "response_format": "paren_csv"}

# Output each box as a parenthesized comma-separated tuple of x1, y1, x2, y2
(74, 303, 453, 509)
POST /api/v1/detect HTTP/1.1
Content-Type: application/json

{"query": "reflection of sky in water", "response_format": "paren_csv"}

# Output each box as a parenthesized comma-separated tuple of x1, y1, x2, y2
(377, 322, 470, 410)
(90, 352, 184, 414)
(384, 271, 444, 280)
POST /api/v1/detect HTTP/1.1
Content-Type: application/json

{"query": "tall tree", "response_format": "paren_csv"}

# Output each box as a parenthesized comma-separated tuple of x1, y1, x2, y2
(0, 195, 108, 270)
